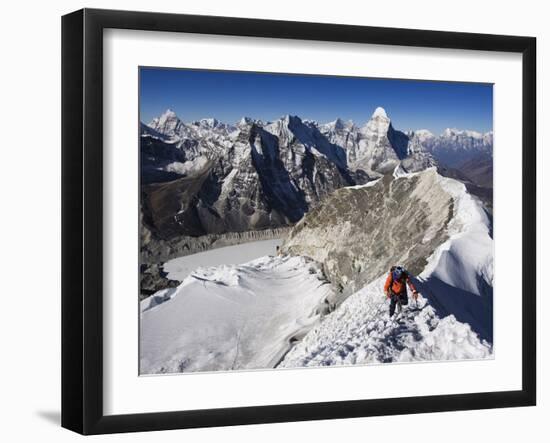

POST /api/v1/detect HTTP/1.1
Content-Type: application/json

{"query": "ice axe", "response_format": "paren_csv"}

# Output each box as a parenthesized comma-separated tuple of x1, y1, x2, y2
(413, 291, 420, 309)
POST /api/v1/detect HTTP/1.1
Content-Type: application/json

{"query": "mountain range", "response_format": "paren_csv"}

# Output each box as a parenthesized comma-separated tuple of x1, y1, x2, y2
(140, 107, 493, 251)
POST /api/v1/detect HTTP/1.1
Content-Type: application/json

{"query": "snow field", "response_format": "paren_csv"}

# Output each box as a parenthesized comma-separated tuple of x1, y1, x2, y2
(140, 255, 334, 374)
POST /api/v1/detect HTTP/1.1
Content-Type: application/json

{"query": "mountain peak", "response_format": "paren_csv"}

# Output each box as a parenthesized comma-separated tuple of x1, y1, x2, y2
(237, 116, 253, 126)
(148, 109, 182, 134)
(362, 106, 391, 136)
(282, 114, 301, 123)
(199, 117, 219, 128)
(413, 129, 434, 140)
(331, 117, 345, 129)
(371, 107, 388, 119)
(161, 108, 177, 118)
(153, 108, 180, 126)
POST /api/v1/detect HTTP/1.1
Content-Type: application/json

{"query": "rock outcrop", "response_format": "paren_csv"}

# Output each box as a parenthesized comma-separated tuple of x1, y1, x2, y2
(282, 168, 454, 299)
(140, 263, 180, 300)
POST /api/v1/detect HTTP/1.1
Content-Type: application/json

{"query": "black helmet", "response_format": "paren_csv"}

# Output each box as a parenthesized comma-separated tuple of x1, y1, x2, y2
(392, 266, 406, 280)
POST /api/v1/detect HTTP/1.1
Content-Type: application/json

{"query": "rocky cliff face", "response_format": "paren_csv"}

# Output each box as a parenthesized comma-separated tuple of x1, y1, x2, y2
(282, 168, 454, 298)
(141, 116, 355, 246)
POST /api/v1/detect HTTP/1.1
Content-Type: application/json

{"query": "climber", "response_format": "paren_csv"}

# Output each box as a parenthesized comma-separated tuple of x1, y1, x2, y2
(384, 266, 419, 317)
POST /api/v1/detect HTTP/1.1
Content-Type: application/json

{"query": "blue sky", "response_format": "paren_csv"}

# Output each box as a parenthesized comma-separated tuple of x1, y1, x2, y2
(140, 67, 493, 134)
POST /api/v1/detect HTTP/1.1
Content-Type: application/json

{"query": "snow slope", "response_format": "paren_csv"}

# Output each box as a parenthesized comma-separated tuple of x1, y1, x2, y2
(140, 255, 334, 374)
(279, 280, 490, 368)
(279, 171, 493, 368)
(416, 173, 494, 342)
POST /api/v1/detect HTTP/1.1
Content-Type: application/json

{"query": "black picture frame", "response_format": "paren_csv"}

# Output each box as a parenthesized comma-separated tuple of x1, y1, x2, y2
(61, 8, 537, 435)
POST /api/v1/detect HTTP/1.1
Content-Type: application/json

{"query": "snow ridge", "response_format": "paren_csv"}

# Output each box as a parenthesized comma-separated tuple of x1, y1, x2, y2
(279, 170, 493, 368)
(279, 278, 490, 368)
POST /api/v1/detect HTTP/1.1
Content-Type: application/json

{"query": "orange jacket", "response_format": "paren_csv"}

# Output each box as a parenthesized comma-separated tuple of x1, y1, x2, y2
(384, 271, 416, 295)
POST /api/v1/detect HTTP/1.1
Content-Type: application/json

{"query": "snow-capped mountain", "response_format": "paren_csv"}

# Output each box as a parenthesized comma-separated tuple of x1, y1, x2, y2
(140, 108, 491, 253)
(141, 111, 356, 247)
(146, 109, 237, 164)
(319, 107, 437, 176)
(318, 118, 360, 155)
(409, 127, 493, 168)
(353, 106, 409, 172)
(143, 107, 439, 183)
(148, 108, 183, 137)
(148, 109, 232, 139)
